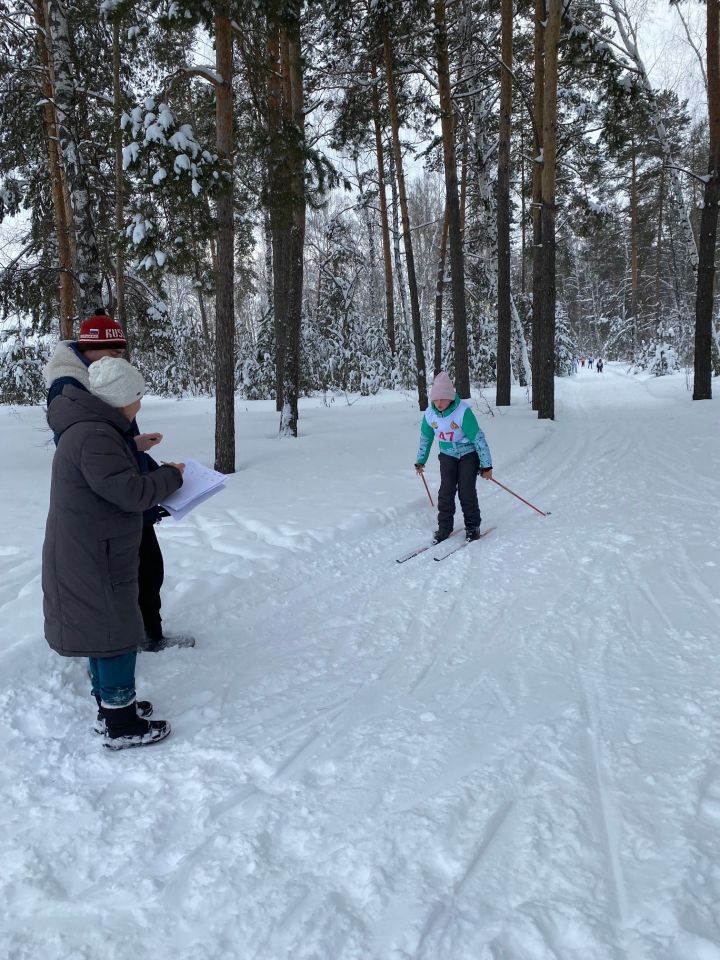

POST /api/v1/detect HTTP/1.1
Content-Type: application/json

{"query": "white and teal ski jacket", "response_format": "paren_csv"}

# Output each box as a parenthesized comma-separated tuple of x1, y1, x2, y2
(416, 395, 492, 468)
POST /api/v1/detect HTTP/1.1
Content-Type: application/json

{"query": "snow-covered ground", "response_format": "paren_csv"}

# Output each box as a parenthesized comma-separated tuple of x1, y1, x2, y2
(1, 364, 719, 960)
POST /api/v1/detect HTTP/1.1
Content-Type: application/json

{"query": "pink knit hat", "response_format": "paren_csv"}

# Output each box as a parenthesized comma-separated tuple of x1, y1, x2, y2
(430, 371, 456, 403)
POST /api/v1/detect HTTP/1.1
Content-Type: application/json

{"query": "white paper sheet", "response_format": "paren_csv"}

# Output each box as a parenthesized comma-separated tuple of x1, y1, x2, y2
(159, 458, 227, 520)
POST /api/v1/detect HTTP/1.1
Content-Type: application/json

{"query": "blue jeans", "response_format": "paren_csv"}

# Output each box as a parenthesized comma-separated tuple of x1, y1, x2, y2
(88, 652, 137, 706)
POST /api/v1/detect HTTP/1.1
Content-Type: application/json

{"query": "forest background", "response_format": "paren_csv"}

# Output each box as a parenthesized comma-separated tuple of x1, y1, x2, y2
(0, 0, 716, 471)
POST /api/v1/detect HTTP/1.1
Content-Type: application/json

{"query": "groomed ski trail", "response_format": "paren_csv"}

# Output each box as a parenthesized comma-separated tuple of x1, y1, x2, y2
(0, 367, 718, 960)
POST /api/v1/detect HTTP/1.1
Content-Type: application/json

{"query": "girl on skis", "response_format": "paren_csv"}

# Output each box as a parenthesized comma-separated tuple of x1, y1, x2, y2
(414, 372, 493, 544)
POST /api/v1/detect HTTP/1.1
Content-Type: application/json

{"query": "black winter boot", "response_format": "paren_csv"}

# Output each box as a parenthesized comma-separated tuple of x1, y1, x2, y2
(93, 696, 153, 735)
(465, 526, 481, 542)
(432, 529, 452, 544)
(100, 702, 171, 750)
(139, 634, 196, 652)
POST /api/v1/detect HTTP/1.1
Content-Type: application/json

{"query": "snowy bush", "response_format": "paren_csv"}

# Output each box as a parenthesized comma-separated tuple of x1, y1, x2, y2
(469, 309, 497, 387)
(136, 324, 215, 397)
(632, 327, 680, 377)
(0, 327, 52, 404)
(237, 348, 276, 400)
(555, 303, 576, 376)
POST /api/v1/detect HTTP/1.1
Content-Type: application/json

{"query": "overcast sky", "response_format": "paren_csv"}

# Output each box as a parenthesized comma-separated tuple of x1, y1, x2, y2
(637, 0, 706, 116)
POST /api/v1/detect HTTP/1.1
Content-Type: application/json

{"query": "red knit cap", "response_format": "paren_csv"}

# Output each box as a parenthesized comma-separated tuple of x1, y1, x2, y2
(77, 309, 127, 350)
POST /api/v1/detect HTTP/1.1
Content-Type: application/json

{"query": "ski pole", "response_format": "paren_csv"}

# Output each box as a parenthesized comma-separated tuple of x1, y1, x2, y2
(419, 470, 434, 506)
(490, 477, 550, 516)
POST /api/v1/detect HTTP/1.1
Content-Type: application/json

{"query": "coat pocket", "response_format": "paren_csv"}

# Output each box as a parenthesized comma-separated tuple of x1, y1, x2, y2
(100, 533, 139, 589)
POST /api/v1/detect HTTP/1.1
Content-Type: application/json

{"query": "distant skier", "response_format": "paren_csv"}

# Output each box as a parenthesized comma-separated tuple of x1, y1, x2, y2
(596, 358, 604, 372)
(414, 371, 493, 544)
(580, 356, 586, 367)
(588, 357, 594, 369)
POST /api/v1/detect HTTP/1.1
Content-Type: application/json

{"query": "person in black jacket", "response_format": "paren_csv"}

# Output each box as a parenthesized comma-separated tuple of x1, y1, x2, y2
(43, 357, 185, 748)
(44, 309, 185, 651)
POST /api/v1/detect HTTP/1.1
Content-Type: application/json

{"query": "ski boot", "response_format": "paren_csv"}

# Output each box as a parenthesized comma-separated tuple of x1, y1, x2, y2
(432, 529, 452, 545)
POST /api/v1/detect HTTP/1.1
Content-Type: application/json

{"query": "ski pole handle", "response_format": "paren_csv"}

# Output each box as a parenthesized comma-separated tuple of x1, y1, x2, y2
(419, 470, 434, 506)
(491, 477, 549, 516)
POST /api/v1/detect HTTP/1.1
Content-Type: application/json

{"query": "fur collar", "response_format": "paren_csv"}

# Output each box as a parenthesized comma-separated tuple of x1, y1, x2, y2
(43, 341, 90, 389)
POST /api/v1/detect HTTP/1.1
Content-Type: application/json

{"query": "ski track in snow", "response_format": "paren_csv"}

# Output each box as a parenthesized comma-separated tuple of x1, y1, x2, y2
(1, 367, 719, 960)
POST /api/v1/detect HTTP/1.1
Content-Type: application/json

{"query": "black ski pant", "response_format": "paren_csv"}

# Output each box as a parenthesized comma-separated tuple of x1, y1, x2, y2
(138, 523, 164, 641)
(437, 452, 481, 534)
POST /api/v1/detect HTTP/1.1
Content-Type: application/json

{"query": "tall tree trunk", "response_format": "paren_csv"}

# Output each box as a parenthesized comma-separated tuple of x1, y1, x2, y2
(520, 106, 526, 295)
(434, 0, 469, 397)
(434, 203, 450, 375)
(382, 18, 428, 410)
(459, 125, 468, 238)
(496, 0, 513, 406)
(355, 156, 377, 315)
(629, 139, 639, 338)
(214, 3, 236, 471)
(512, 295, 532, 386)
(694, 0, 720, 400)
(112, 19, 126, 330)
(33, 0, 74, 337)
(266, 20, 287, 412)
(46, 0, 102, 317)
(262, 210, 274, 355)
(537, 0, 560, 420)
(531, 0, 545, 410)
(656, 166, 664, 314)
(388, 150, 410, 333)
(371, 65, 396, 356)
(279, 3, 305, 437)
(197, 283, 211, 345)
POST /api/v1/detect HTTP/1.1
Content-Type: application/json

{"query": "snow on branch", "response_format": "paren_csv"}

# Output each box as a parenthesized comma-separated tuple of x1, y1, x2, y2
(162, 65, 223, 93)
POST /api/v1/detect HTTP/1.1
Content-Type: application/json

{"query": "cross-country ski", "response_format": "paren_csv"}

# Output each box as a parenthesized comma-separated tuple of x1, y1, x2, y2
(433, 525, 496, 560)
(395, 529, 461, 563)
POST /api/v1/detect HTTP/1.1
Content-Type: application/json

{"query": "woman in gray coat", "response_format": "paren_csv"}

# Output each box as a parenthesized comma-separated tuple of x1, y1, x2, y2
(43, 356, 184, 749)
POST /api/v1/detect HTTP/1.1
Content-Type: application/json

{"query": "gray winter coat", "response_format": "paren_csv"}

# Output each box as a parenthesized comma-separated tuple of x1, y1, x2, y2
(43, 386, 183, 658)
